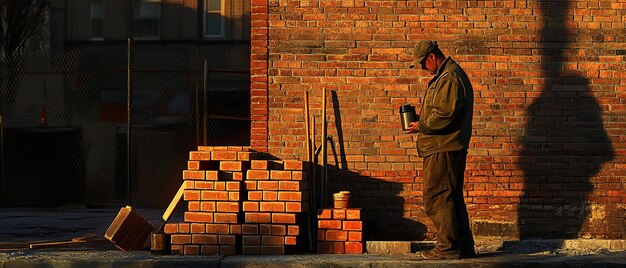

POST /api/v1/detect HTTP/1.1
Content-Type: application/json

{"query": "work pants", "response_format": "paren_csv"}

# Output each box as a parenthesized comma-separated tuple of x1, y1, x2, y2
(422, 150, 474, 258)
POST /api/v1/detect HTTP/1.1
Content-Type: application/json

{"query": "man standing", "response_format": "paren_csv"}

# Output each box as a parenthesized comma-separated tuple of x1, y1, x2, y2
(406, 40, 475, 259)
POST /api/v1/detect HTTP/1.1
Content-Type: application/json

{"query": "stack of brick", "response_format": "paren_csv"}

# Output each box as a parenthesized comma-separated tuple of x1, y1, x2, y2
(317, 208, 363, 254)
(164, 146, 310, 255)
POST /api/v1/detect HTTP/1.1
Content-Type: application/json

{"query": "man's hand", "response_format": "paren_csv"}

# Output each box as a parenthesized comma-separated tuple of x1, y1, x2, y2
(406, 121, 419, 133)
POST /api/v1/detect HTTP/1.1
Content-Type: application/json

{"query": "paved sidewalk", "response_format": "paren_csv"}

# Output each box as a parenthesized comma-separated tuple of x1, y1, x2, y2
(0, 208, 624, 267)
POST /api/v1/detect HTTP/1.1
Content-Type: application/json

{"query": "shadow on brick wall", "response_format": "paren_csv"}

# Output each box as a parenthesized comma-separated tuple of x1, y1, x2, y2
(517, 0, 615, 248)
(321, 91, 426, 241)
(322, 165, 427, 241)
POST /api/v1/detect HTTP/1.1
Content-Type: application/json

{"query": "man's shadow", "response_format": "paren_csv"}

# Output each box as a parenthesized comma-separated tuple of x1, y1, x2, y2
(515, 0, 615, 252)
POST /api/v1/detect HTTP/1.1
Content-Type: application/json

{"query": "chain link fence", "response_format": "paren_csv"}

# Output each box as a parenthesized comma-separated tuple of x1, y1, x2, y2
(0, 46, 250, 208)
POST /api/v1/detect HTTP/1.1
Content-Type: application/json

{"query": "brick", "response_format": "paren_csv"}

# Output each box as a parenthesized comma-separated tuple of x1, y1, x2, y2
(260, 224, 272, 235)
(214, 182, 226, 191)
(171, 244, 183, 255)
(283, 160, 306, 170)
(343, 221, 362, 231)
(201, 201, 216, 212)
(247, 170, 270, 180)
(242, 235, 261, 245)
(345, 242, 363, 254)
(184, 245, 200, 255)
(184, 190, 200, 201)
(171, 234, 191, 244)
(278, 192, 302, 202)
(183, 170, 205, 180)
(244, 181, 257, 190)
(230, 224, 242, 234)
(219, 235, 236, 245)
(179, 223, 190, 233)
(251, 160, 284, 170)
(287, 225, 299, 236)
(201, 245, 220, 255)
(285, 236, 297, 245)
(262, 235, 285, 245)
(164, 223, 178, 234)
(292, 171, 305, 181)
(191, 223, 205, 233)
(220, 161, 248, 171)
(188, 201, 200, 211)
(325, 230, 348, 241)
(211, 151, 238, 161)
(192, 234, 217, 244)
(271, 225, 286, 235)
(195, 181, 215, 190)
(260, 202, 285, 212)
(263, 191, 278, 201)
(346, 209, 361, 220)
(332, 209, 346, 220)
(270, 170, 292, 180)
(285, 202, 302, 212)
(184, 212, 213, 223)
(205, 170, 219, 180)
(242, 224, 260, 235)
(245, 212, 271, 223)
(248, 191, 263, 201)
(220, 245, 236, 256)
(229, 192, 240, 201)
(348, 231, 362, 242)
(202, 190, 229, 201)
(219, 171, 244, 181)
(214, 213, 238, 224)
(318, 209, 332, 219)
(205, 224, 230, 234)
(187, 161, 200, 170)
(217, 202, 240, 213)
(250, 160, 269, 170)
(189, 151, 211, 161)
(279, 181, 306, 191)
(271, 213, 296, 224)
(333, 242, 345, 254)
(258, 181, 279, 190)
(226, 181, 241, 191)
(237, 151, 256, 161)
(319, 220, 342, 229)
(243, 201, 259, 212)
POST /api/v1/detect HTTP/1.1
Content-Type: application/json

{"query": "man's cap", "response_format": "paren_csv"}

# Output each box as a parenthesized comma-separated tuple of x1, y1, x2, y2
(409, 40, 438, 69)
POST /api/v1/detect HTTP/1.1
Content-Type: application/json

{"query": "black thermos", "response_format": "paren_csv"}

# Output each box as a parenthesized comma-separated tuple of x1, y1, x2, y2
(400, 105, 418, 131)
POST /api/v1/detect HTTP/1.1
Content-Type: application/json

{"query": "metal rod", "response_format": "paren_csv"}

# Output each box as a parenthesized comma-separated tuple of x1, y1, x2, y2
(321, 88, 327, 208)
(126, 38, 132, 203)
(203, 60, 208, 146)
(195, 81, 201, 146)
(304, 91, 311, 162)
(0, 115, 3, 185)
(303, 91, 313, 252)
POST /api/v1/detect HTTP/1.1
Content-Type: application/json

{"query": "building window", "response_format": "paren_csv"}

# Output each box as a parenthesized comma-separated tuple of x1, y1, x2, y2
(133, 0, 161, 39)
(204, 0, 224, 37)
(90, 0, 104, 40)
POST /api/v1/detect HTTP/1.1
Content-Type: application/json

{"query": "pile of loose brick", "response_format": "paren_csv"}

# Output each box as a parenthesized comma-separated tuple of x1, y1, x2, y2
(317, 208, 363, 254)
(164, 146, 310, 255)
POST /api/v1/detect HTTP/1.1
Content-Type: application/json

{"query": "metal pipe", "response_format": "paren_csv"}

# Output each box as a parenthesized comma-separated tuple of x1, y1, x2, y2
(126, 38, 132, 203)
(321, 88, 327, 208)
(203, 60, 208, 146)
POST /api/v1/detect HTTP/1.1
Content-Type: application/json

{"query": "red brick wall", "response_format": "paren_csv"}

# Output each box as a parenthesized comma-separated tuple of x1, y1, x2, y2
(250, 0, 626, 240)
